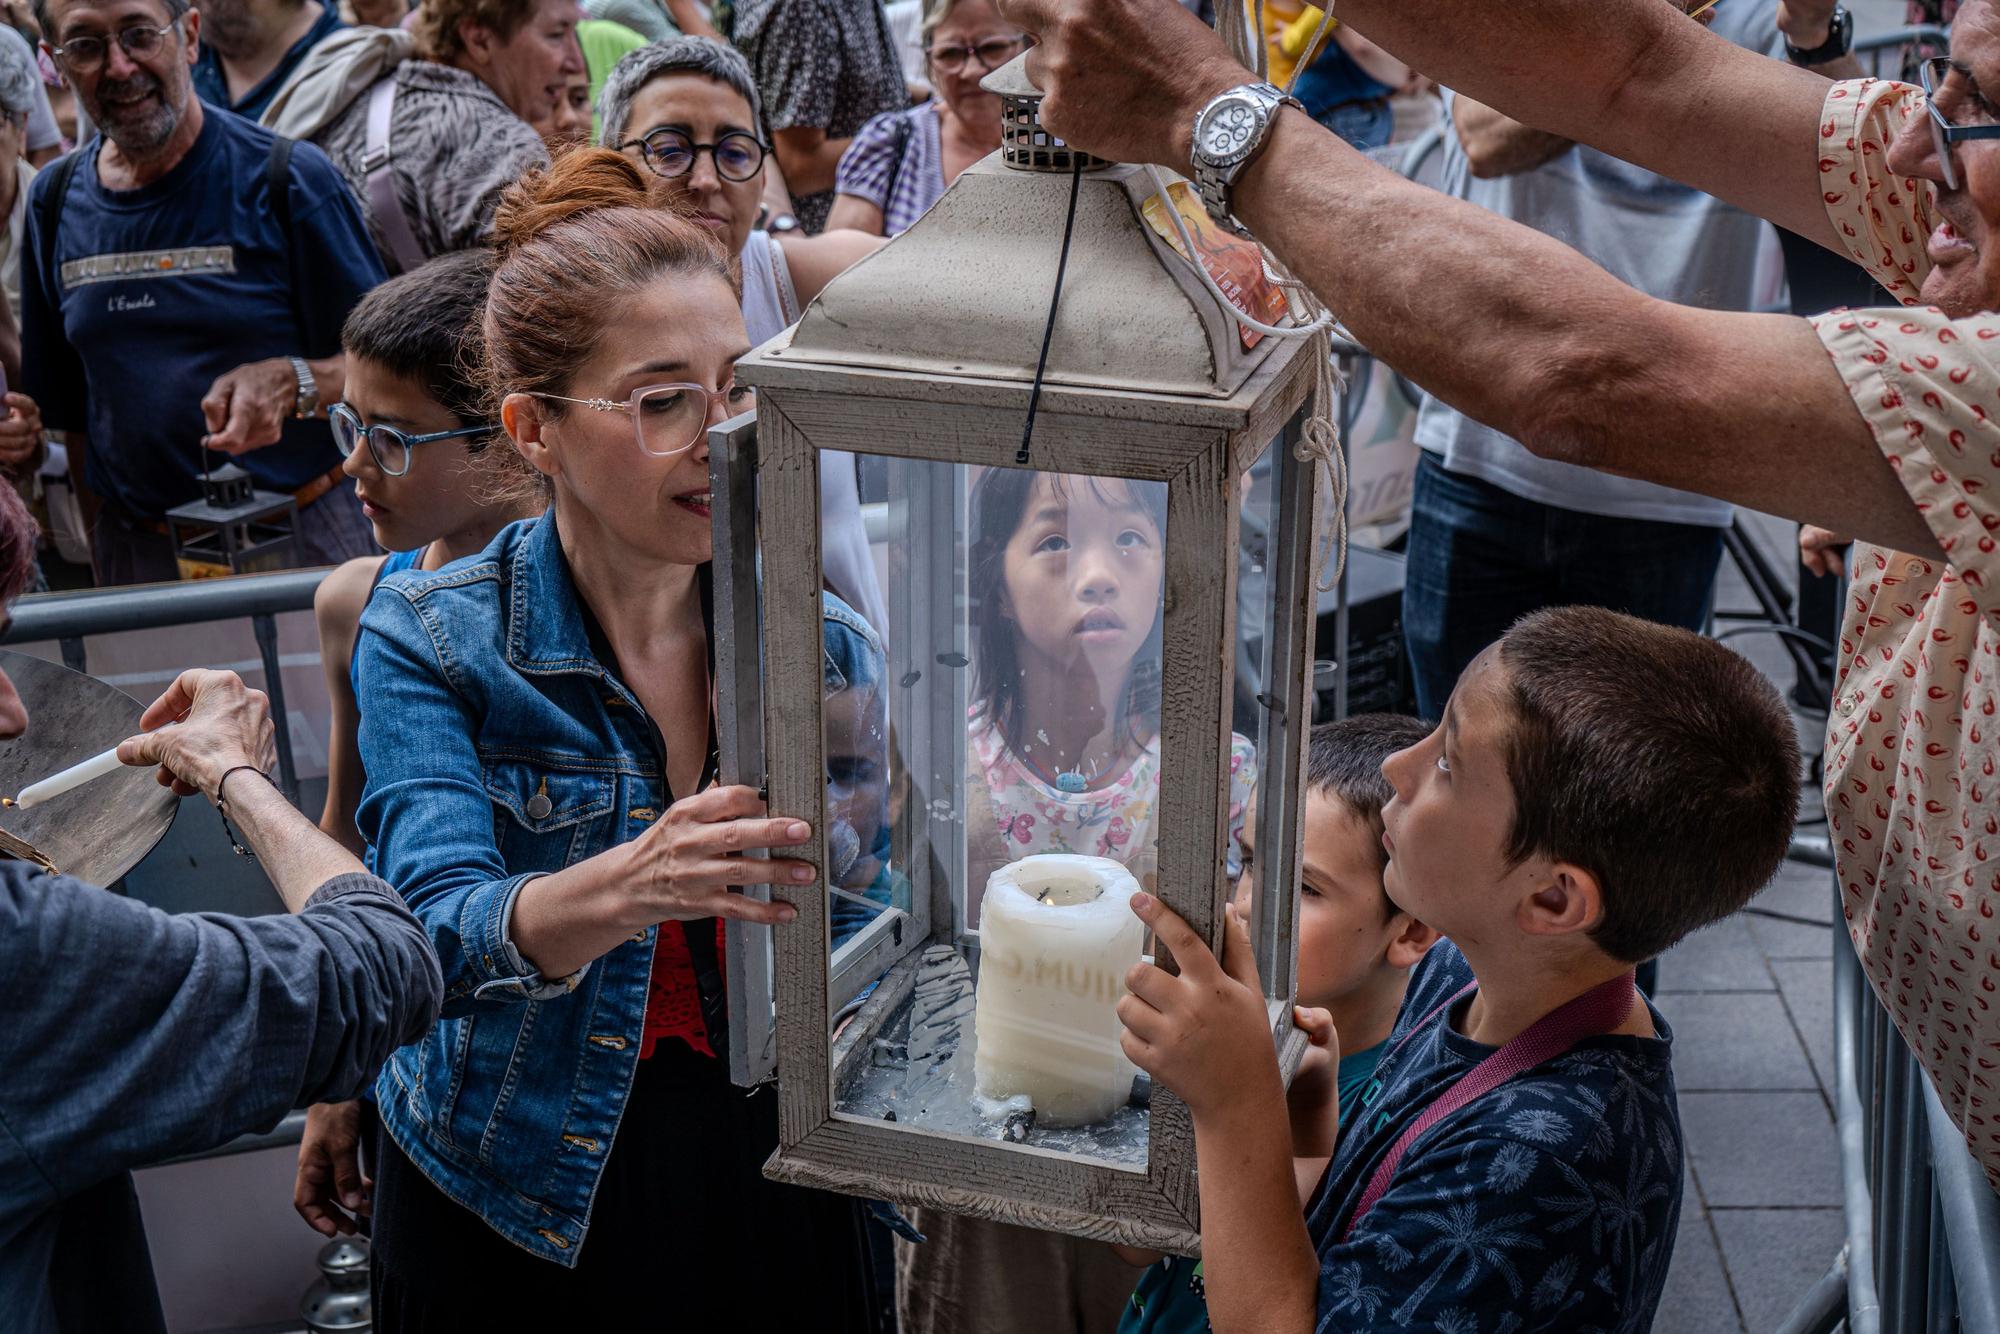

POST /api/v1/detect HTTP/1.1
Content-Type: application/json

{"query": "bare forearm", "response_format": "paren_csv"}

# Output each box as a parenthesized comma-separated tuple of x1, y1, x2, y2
(1329, 0, 1837, 247)
(773, 131, 850, 197)
(229, 775, 370, 911)
(504, 847, 646, 980)
(1453, 95, 1572, 179)
(306, 353, 344, 418)
(1233, 112, 1940, 557)
(1193, 1093, 1320, 1334)
(1779, 2, 1863, 80)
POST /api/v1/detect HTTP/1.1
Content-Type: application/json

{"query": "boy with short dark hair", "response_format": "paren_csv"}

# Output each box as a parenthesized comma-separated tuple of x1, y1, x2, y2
(1123, 714, 1440, 1332)
(1117, 606, 1801, 1333)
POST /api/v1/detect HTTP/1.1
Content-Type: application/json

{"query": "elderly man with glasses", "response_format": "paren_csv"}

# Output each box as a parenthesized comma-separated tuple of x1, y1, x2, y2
(1003, 0, 2000, 1215)
(9, 0, 385, 585)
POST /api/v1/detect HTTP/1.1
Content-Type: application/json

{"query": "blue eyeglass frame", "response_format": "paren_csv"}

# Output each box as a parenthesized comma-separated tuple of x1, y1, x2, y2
(1920, 57, 2000, 191)
(329, 402, 496, 477)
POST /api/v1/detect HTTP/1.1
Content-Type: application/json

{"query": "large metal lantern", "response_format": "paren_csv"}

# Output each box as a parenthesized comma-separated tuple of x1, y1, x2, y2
(712, 58, 1331, 1254)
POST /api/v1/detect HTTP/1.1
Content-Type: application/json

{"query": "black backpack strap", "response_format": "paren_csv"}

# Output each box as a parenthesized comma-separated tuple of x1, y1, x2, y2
(266, 134, 294, 236)
(264, 135, 311, 348)
(31, 147, 87, 279)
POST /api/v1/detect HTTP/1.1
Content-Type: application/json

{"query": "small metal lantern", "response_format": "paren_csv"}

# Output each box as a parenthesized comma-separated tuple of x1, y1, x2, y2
(166, 461, 297, 580)
(299, 1237, 369, 1333)
(714, 55, 1329, 1254)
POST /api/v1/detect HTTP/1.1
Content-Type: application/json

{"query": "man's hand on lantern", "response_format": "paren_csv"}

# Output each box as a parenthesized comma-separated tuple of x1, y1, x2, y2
(999, 0, 1250, 169)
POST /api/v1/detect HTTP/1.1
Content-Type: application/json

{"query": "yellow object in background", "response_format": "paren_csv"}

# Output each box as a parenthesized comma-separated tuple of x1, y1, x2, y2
(1252, 0, 1336, 87)
(1280, 4, 1336, 61)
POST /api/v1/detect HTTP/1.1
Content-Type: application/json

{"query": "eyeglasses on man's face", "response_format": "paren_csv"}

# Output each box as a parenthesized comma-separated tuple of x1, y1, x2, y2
(622, 127, 769, 183)
(1919, 56, 2000, 192)
(330, 402, 496, 478)
(926, 34, 1028, 77)
(48, 14, 184, 74)
(532, 382, 756, 459)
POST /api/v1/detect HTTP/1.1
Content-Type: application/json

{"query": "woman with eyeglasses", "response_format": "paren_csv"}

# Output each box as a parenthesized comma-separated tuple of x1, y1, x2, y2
(825, 0, 1027, 236)
(351, 149, 875, 1329)
(600, 35, 890, 633)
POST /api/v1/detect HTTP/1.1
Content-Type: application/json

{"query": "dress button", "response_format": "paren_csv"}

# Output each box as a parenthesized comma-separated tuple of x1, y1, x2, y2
(526, 792, 553, 820)
(1905, 559, 1927, 578)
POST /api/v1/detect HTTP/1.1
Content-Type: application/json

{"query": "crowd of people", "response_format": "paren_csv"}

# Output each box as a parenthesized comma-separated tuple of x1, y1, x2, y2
(0, 0, 1995, 1330)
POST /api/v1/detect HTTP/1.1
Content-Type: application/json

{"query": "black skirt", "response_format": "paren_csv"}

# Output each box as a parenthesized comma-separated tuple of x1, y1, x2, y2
(370, 1042, 876, 1331)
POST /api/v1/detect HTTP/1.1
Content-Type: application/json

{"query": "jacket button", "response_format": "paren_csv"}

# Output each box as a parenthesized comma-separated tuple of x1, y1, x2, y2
(526, 793, 553, 820)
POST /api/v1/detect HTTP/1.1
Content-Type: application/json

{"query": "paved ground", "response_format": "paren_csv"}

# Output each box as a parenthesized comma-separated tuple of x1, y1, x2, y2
(1649, 510, 1845, 1334)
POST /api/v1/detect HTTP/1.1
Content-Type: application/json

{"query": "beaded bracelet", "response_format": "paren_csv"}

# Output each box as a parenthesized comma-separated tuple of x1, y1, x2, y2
(215, 763, 269, 859)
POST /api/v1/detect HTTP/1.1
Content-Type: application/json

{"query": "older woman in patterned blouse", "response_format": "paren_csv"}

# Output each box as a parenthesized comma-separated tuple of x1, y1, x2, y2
(1004, 0, 2000, 1187)
(825, 0, 1026, 236)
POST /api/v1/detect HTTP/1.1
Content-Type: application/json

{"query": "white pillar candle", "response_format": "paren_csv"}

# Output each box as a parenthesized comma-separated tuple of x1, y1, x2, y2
(15, 744, 128, 810)
(974, 853, 1145, 1128)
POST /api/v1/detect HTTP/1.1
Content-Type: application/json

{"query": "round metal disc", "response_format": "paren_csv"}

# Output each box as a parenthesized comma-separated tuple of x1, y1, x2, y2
(0, 649, 177, 886)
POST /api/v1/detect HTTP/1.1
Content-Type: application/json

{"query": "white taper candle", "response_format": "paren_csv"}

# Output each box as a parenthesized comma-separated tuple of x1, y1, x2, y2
(15, 744, 129, 810)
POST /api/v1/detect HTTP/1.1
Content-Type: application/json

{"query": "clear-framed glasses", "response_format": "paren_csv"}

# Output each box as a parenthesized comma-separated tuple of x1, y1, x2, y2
(330, 402, 496, 478)
(534, 382, 754, 458)
(926, 34, 1028, 76)
(1919, 57, 2000, 191)
(621, 127, 769, 182)
(48, 15, 183, 73)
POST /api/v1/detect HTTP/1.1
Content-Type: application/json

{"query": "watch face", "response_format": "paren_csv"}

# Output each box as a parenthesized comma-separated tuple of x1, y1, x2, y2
(1198, 97, 1260, 164)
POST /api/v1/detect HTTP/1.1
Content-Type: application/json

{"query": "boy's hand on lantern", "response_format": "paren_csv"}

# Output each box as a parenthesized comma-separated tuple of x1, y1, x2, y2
(999, 0, 1249, 169)
(1286, 1005, 1342, 1158)
(1118, 892, 1282, 1123)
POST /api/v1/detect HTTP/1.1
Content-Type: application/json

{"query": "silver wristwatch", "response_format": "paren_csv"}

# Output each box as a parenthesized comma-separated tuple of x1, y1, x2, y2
(1190, 82, 1302, 232)
(287, 355, 318, 419)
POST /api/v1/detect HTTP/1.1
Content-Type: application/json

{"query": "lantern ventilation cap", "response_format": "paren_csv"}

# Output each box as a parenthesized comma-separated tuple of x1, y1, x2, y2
(981, 51, 1107, 174)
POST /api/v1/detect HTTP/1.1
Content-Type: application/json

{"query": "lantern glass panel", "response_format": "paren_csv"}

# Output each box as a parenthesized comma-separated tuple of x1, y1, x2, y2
(823, 453, 1239, 1170)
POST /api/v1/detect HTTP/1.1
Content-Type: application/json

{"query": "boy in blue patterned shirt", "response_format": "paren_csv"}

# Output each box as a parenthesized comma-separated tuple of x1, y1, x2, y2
(1117, 607, 1801, 1333)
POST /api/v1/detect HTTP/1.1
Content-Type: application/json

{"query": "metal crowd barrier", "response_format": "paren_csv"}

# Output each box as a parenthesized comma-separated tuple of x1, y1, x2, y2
(0, 570, 331, 804)
(0, 572, 333, 1164)
(1778, 843, 2000, 1334)
(1852, 25, 1949, 82)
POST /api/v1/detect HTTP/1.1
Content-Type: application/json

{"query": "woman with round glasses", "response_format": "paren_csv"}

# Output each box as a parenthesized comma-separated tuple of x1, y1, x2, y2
(825, 0, 1027, 236)
(350, 149, 874, 1329)
(600, 36, 890, 633)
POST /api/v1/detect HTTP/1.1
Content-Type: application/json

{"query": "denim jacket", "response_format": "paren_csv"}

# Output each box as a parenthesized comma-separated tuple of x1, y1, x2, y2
(354, 513, 884, 1264)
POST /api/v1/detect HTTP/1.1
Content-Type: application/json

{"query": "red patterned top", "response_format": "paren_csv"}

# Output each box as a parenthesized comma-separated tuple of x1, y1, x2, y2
(1811, 78, 2000, 1187)
(640, 920, 726, 1060)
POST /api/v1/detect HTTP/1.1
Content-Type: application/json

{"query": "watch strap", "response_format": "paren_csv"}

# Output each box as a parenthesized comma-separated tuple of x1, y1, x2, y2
(1192, 82, 1303, 230)
(287, 355, 317, 419)
(1784, 5, 1852, 66)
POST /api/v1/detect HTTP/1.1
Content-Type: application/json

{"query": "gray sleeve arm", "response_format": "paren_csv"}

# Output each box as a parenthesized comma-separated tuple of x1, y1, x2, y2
(0, 866, 441, 1200)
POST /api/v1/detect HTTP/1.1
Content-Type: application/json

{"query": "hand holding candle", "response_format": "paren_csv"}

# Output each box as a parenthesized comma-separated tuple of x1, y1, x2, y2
(115, 668, 277, 801)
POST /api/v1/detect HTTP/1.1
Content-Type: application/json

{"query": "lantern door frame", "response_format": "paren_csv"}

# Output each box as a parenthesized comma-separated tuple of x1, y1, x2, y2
(719, 337, 1321, 1253)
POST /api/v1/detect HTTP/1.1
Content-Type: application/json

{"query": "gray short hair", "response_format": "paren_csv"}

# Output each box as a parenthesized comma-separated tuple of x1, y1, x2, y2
(0, 30, 36, 122)
(597, 35, 765, 150)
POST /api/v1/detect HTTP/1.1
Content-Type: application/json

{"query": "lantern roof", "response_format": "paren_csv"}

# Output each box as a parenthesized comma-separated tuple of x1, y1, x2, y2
(749, 52, 1311, 408)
